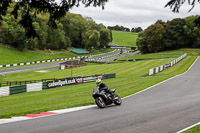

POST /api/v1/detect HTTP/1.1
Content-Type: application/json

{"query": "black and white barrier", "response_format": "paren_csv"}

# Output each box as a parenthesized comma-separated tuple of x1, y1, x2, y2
(149, 53, 187, 76)
(0, 73, 116, 97)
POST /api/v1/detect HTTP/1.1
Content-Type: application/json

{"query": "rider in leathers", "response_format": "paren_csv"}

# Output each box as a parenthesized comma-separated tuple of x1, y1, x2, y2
(96, 79, 113, 95)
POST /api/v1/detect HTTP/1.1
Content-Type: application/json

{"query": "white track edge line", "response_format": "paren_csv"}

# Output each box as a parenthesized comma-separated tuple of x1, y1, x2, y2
(175, 56, 200, 133)
(176, 122, 200, 133)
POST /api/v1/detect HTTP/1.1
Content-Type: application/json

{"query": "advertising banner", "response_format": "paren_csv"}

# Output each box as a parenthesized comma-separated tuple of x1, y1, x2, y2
(47, 75, 103, 88)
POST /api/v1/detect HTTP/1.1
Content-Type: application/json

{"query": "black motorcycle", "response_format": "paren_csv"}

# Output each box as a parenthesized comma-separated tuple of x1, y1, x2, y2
(93, 86, 122, 108)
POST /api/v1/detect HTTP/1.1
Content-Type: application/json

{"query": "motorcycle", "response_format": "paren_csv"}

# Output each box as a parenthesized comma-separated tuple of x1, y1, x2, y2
(92, 86, 122, 108)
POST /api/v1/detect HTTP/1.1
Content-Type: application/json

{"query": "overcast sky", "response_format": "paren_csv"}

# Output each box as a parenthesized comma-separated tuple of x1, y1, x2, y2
(67, 0, 200, 30)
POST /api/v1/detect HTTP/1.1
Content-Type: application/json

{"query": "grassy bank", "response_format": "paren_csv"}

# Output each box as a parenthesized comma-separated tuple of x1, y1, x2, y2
(118, 48, 200, 61)
(112, 31, 138, 47)
(0, 55, 196, 118)
(0, 45, 112, 65)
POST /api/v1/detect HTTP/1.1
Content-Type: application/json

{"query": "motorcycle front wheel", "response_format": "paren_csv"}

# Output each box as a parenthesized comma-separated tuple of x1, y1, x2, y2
(95, 97, 106, 108)
(113, 94, 122, 105)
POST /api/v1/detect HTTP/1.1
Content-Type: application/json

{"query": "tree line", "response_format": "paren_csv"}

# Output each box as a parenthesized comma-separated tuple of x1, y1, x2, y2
(0, 0, 109, 38)
(0, 4, 112, 51)
(108, 25, 143, 33)
(137, 15, 200, 53)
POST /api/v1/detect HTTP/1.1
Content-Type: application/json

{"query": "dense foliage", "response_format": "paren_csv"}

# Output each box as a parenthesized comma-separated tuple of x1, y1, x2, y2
(0, 0, 108, 38)
(165, 0, 200, 12)
(137, 16, 200, 53)
(165, 0, 200, 26)
(131, 27, 143, 33)
(0, 5, 112, 51)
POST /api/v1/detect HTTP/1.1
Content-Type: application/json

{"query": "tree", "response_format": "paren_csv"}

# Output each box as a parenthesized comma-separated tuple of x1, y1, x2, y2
(135, 27, 143, 32)
(165, 0, 200, 25)
(136, 16, 200, 54)
(99, 28, 111, 47)
(184, 15, 200, 47)
(163, 18, 189, 49)
(0, 0, 108, 38)
(131, 27, 143, 33)
(67, 13, 87, 48)
(47, 22, 67, 50)
(137, 20, 166, 53)
(85, 30, 100, 49)
(165, 0, 200, 12)
(131, 28, 135, 32)
(137, 32, 148, 54)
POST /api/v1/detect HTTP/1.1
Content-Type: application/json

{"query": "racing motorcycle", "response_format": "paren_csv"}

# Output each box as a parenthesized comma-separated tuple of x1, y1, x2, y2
(93, 86, 122, 108)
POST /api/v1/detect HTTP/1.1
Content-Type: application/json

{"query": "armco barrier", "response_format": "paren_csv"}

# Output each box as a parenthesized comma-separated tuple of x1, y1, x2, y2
(0, 73, 116, 97)
(10, 85, 26, 95)
(0, 49, 117, 68)
(42, 82, 49, 90)
(103, 73, 116, 79)
(0, 87, 9, 97)
(149, 53, 187, 76)
(27, 82, 42, 92)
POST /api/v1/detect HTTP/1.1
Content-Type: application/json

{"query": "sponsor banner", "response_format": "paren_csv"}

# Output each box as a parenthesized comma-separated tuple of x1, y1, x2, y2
(82, 76, 97, 83)
(47, 78, 77, 88)
(47, 75, 103, 88)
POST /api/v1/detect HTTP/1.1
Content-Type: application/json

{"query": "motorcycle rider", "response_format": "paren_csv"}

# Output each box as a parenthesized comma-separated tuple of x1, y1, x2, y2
(96, 79, 113, 95)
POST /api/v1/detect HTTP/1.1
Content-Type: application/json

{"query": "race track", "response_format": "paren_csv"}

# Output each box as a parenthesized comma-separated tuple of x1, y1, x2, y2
(0, 62, 60, 75)
(0, 57, 200, 133)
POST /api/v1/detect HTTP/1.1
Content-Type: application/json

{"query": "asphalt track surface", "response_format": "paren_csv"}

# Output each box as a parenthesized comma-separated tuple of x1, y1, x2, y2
(0, 62, 60, 75)
(1, 57, 200, 133)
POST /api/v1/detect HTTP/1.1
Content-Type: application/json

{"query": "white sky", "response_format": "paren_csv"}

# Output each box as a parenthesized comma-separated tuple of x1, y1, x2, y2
(65, 0, 200, 30)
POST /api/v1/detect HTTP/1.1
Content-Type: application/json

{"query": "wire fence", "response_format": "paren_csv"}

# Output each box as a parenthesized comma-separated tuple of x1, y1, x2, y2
(0, 78, 58, 87)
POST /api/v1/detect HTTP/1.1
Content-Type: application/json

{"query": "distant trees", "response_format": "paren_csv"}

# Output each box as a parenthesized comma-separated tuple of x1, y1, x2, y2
(137, 16, 200, 53)
(108, 25, 143, 33)
(108, 25, 130, 32)
(0, 9, 112, 51)
(131, 27, 143, 33)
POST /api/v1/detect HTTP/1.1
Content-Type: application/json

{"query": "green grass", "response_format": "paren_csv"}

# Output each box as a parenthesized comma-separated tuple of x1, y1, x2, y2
(0, 55, 196, 118)
(118, 48, 200, 61)
(0, 44, 113, 65)
(183, 125, 200, 133)
(112, 31, 138, 47)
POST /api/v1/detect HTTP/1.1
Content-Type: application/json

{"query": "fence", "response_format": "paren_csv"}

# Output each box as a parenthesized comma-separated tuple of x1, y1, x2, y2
(0, 73, 116, 97)
(0, 49, 117, 68)
(0, 78, 60, 87)
(149, 53, 187, 76)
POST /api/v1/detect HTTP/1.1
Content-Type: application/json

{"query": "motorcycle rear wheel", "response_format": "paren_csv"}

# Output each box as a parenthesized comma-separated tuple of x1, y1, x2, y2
(113, 94, 122, 105)
(95, 97, 106, 108)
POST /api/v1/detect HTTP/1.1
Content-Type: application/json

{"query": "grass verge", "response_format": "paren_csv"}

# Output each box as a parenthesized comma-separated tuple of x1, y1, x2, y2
(117, 48, 200, 61)
(112, 31, 138, 47)
(0, 45, 113, 65)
